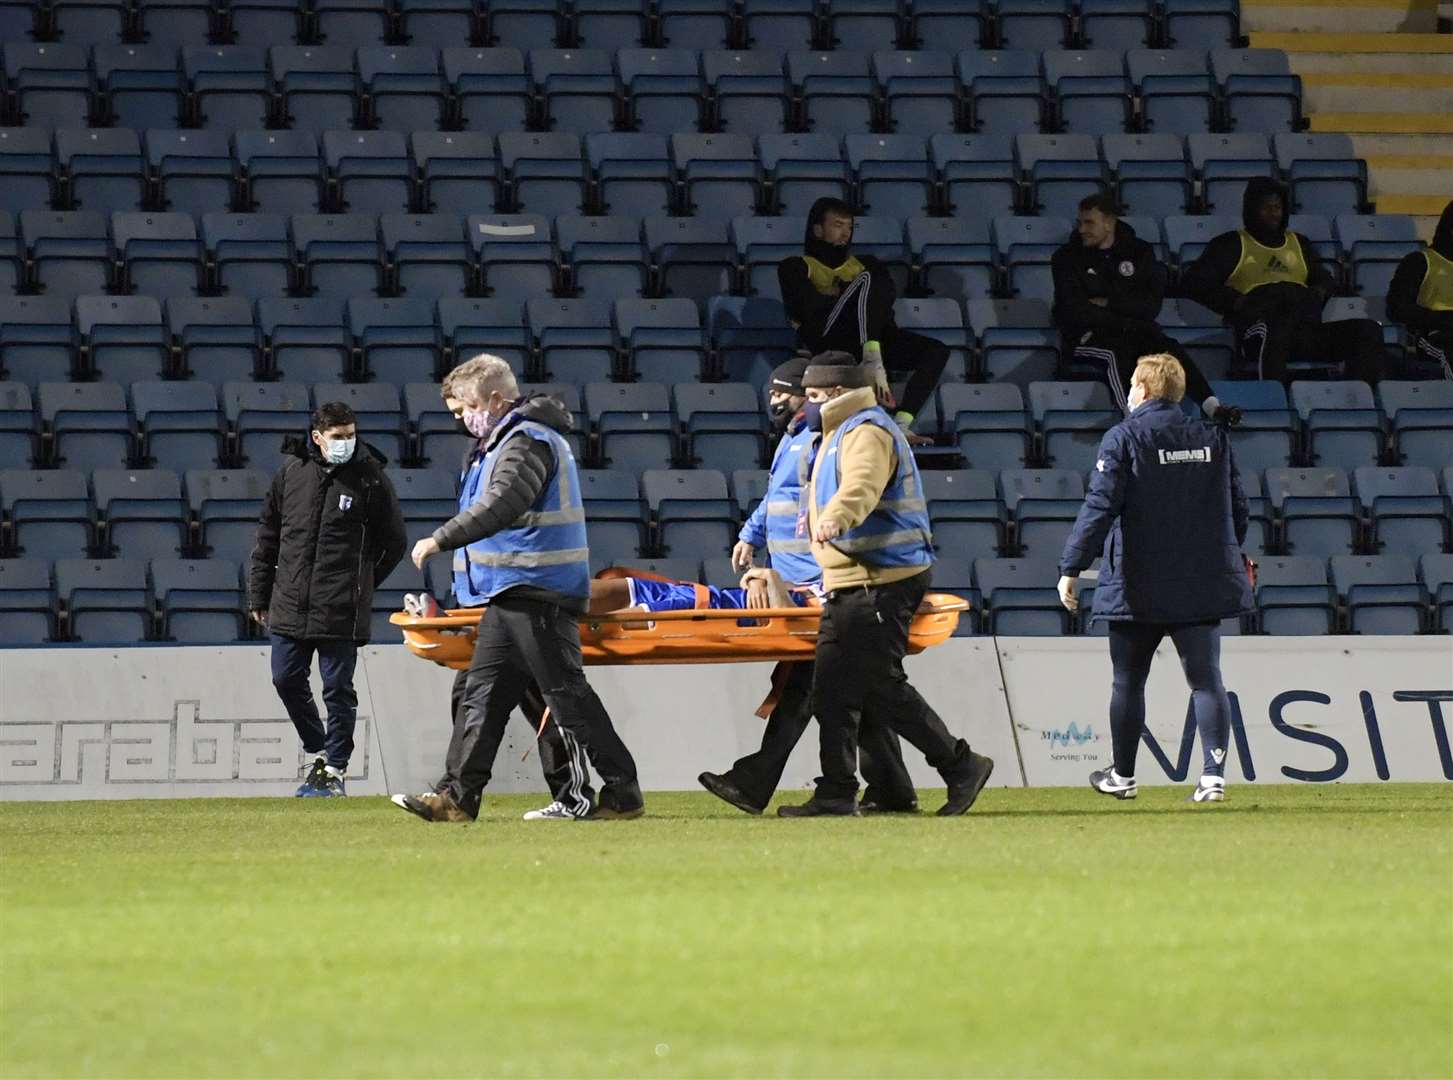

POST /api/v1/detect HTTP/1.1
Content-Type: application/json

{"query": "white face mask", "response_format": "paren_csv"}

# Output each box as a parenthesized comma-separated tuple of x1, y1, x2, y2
(323, 436, 356, 465)
(1127, 383, 1147, 412)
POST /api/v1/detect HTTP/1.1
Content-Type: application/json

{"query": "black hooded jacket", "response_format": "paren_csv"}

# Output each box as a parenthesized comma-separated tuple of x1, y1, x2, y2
(1180, 177, 1336, 321)
(1051, 218, 1167, 343)
(247, 436, 406, 641)
(777, 198, 897, 343)
(1387, 199, 1453, 337)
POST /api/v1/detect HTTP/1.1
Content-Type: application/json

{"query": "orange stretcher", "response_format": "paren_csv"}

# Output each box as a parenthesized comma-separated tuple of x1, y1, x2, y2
(389, 593, 968, 670)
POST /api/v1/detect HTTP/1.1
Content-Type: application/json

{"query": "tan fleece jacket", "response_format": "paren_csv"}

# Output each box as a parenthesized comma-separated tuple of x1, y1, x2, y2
(807, 387, 929, 592)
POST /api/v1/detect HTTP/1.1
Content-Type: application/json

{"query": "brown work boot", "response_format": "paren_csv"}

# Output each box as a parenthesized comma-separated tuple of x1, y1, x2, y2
(390, 790, 473, 823)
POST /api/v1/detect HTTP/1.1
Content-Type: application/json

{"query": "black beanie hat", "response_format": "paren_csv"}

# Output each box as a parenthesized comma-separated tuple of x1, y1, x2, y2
(802, 350, 874, 390)
(768, 354, 809, 395)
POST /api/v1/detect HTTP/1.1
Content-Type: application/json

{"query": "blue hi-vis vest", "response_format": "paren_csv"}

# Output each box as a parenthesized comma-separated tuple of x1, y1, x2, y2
(761, 423, 822, 587)
(813, 407, 934, 569)
(452, 418, 590, 606)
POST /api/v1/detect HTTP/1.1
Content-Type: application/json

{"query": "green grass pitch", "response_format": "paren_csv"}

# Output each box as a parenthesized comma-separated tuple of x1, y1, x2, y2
(2, 785, 1450, 1079)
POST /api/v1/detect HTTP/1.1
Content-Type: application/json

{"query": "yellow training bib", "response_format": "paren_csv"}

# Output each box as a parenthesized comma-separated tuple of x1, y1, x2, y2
(1226, 230, 1308, 295)
(802, 254, 866, 297)
(1416, 248, 1453, 312)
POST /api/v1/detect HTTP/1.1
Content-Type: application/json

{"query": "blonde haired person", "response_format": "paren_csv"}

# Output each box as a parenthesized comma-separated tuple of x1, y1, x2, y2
(1057, 353, 1253, 804)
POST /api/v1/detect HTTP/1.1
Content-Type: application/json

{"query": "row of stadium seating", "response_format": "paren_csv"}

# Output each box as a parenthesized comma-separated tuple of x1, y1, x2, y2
(1, 44, 1290, 136)
(3, 548, 1449, 645)
(4, 453, 1450, 565)
(3, 0, 1244, 54)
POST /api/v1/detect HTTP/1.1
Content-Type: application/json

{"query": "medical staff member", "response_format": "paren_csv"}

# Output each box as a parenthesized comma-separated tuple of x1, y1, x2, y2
(778, 355, 995, 818)
(1057, 354, 1253, 804)
(393, 357, 642, 823)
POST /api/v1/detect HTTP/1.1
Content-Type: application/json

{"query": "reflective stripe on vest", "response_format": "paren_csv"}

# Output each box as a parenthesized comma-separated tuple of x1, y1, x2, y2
(813, 407, 934, 569)
(452, 418, 590, 605)
(1417, 248, 1453, 312)
(1226, 230, 1308, 294)
(762, 424, 822, 583)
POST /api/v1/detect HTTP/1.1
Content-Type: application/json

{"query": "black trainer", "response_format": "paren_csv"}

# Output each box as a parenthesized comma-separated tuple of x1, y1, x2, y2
(777, 796, 859, 817)
(698, 771, 765, 815)
(939, 751, 995, 816)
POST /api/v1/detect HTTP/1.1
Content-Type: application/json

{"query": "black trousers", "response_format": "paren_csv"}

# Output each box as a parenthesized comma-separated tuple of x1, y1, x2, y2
(1070, 323, 1215, 412)
(1234, 314, 1385, 384)
(720, 660, 917, 810)
(435, 667, 595, 815)
(811, 570, 973, 801)
(800, 269, 950, 417)
(446, 594, 638, 817)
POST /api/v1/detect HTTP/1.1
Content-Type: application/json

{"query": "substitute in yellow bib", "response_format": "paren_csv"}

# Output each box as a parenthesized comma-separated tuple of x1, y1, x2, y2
(1387, 199, 1453, 381)
(1181, 178, 1387, 384)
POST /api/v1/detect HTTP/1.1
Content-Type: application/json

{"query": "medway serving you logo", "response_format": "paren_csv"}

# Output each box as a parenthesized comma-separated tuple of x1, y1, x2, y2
(1157, 446, 1212, 465)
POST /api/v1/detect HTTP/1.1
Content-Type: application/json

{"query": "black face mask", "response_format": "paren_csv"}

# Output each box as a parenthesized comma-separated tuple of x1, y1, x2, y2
(769, 399, 794, 430)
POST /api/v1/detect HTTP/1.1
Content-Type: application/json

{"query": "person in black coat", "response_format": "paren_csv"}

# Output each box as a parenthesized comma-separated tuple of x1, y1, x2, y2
(1052, 193, 1232, 422)
(1057, 354, 1253, 804)
(1386, 199, 1453, 381)
(247, 401, 406, 797)
(1180, 177, 1386, 384)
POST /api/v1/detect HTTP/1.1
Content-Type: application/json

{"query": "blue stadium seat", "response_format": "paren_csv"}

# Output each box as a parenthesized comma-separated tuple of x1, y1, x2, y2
(758, 133, 847, 217)
(487, 0, 562, 51)
(381, 212, 472, 300)
(1103, 133, 1191, 219)
(657, 0, 733, 51)
(1274, 133, 1366, 218)
(1422, 552, 1453, 632)
(908, 0, 987, 52)
(270, 46, 359, 133)
(732, 214, 804, 301)
(615, 297, 705, 383)
(997, 0, 1073, 51)
(673, 381, 765, 472)
(1126, 49, 1215, 136)
(897, 294, 972, 385)
(225, 379, 311, 473)
(185, 45, 272, 130)
(0, 0, 38, 42)
(348, 295, 440, 387)
(405, 381, 470, 468)
(226, 0, 306, 45)
(617, 47, 705, 134)
(731, 466, 769, 519)
(1353, 465, 1448, 560)
(1331, 554, 1424, 635)
(958, 50, 1043, 138)
(112, 211, 203, 299)
(399, 0, 484, 49)
(186, 467, 270, 562)
(40, 379, 133, 472)
(202, 212, 293, 298)
(580, 467, 645, 564)
(501, 131, 587, 218)
(847, 133, 934, 220)
(1265, 466, 1358, 559)
(312, 381, 405, 464)
(0, 295, 76, 388)
(874, 50, 958, 137)
(0, 127, 56, 217)
(671, 132, 761, 221)
(789, 49, 876, 135)
(0, 381, 35, 466)
(1289, 380, 1383, 473)
(1163, 212, 1239, 268)
(1163, 0, 1239, 48)
(467, 212, 557, 303)
(0, 467, 93, 558)
(4, 43, 93, 129)
(1030, 379, 1118, 473)
(1080, 0, 1152, 50)
(76, 294, 172, 385)
(291, 212, 382, 298)
(642, 468, 736, 557)
(530, 47, 618, 133)
(153, 557, 247, 643)
(323, 129, 413, 214)
(529, 297, 616, 384)
(258, 296, 352, 382)
(967, 297, 1059, 388)
(391, 464, 458, 536)
(1213, 48, 1302, 135)
(586, 380, 674, 471)
(1239, 468, 1272, 556)
(439, 296, 531, 377)
(941, 382, 1031, 473)
(1253, 554, 1333, 634)
(56, 557, 151, 643)
(1043, 49, 1131, 136)
(445, 46, 533, 131)
(909, 217, 994, 309)
(1187, 133, 1274, 218)
(923, 468, 1003, 561)
(845, 213, 909, 292)
(994, 213, 1071, 304)
(0, 558, 55, 643)
(1378, 380, 1453, 472)
(1016, 133, 1104, 219)
(743, 0, 818, 51)
(932, 133, 1018, 228)
(0, 211, 17, 296)
(412, 132, 501, 217)
(587, 133, 674, 218)
(573, 0, 648, 49)
(359, 45, 447, 132)
(558, 214, 647, 302)
(314, 0, 391, 48)
(20, 209, 111, 298)
(708, 294, 794, 385)
(94, 466, 188, 561)
(703, 50, 790, 136)
(1210, 378, 1296, 472)
(648, 216, 735, 313)
(147, 130, 237, 219)
(133, 378, 225, 470)
(236, 130, 322, 216)
(1000, 466, 1084, 560)
(825, 0, 904, 51)
(1336, 213, 1420, 298)
(95, 45, 185, 131)
(974, 556, 1067, 634)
